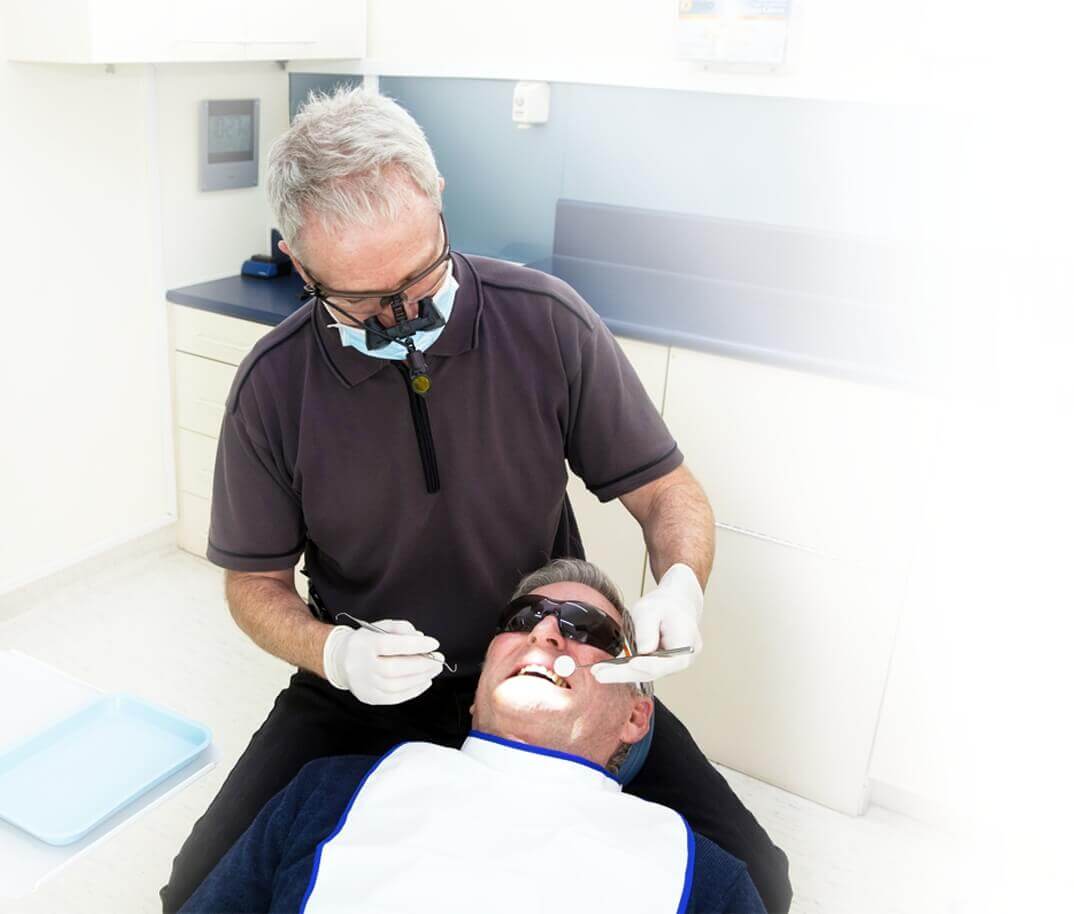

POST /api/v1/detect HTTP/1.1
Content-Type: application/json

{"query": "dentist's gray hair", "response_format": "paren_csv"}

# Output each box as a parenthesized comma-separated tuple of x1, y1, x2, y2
(266, 86, 442, 259)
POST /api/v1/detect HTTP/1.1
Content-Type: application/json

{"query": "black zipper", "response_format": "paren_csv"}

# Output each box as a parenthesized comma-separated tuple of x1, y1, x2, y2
(394, 362, 440, 494)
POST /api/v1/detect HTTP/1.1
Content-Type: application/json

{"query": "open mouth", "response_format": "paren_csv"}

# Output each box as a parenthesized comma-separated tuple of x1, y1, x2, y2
(511, 663, 570, 689)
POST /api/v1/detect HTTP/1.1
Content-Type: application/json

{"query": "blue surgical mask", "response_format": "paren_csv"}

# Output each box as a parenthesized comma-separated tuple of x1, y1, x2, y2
(327, 263, 458, 360)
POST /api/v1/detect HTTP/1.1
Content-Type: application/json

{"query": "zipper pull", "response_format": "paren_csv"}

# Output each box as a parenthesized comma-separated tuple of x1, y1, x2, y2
(404, 340, 431, 395)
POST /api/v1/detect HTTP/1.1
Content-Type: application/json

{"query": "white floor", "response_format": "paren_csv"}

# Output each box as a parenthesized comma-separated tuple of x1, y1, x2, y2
(0, 543, 966, 914)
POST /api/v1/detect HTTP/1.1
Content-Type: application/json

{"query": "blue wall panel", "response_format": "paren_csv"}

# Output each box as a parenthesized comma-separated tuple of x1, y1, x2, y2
(380, 77, 566, 263)
(380, 77, 922, 260)
(289, 74, 364, 123)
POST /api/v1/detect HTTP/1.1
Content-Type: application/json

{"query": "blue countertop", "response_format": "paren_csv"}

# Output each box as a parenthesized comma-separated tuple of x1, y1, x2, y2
(165, 256, 935, 388)
(166, 195, 947, 389)
(166, 202, 947, 388)
(166, 272, 309, 326)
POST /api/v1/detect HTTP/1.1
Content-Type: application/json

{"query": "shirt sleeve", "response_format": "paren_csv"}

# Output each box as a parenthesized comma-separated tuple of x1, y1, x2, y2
(562, 302, 683, 503)
(206, 391, 306, 572)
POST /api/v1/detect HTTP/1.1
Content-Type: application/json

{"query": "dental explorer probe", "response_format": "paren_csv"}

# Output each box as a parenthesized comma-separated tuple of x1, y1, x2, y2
(334, 612, 458, 674)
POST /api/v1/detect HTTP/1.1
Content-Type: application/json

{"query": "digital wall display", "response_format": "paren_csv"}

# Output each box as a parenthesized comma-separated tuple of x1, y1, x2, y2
(200, 99, 259, 191)
(208, 113, 254, 164)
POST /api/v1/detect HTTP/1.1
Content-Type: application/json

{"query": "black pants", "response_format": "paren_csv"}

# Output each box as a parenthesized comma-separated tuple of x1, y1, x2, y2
(162, 670, 792, 914)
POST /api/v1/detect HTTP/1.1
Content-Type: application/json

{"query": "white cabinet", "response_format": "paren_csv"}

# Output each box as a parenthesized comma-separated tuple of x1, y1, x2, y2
(177, 490, 212, 558)
(662, 348, 931, 566)
(565, 337, 670, 604)
(174, 305, 271, 366)
(4, 1, 367, 64)
(174, 352, 237, 439)
(652, 529, 905, 815)
(652, 346, 936, 813)
(176, 427, 217, 500)
(171, 305, 270, 559)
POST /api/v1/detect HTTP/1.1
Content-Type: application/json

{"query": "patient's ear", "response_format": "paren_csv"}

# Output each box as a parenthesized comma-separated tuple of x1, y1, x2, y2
(618, 695, 654, 745)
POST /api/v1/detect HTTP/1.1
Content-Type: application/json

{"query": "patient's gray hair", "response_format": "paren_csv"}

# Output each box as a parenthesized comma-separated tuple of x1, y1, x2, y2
(266, 86, 442, 259)
(512, 558, 654, 776)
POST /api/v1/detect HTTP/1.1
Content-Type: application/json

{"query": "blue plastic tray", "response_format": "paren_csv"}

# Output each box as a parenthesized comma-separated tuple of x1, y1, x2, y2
(0, 693, 211, 846)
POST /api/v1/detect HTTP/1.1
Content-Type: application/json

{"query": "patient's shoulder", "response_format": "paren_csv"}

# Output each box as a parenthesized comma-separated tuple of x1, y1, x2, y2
(689, 833, 766, 913)
(270, 755, 384, 848)
(292, 754, 381, 794)
(283, 754, 382, 818)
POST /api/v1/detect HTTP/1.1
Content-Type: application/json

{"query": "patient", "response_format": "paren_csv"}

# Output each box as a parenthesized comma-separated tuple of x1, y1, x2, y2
(180, 559, 765, 914)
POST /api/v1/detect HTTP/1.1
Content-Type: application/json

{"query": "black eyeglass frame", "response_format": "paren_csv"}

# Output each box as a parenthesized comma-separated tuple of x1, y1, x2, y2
(496, 594, 631, 658)
(294, 213, 451, 319)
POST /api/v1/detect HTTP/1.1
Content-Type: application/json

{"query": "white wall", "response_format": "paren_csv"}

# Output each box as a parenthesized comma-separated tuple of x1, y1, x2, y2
(0, 59, 288, 597)
(0, 61, 171, 595)
(153, 62, 288, 288)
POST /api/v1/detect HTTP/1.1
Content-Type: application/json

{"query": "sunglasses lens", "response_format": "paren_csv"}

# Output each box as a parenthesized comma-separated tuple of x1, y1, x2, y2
(501, 607, 538, 633)
(556, 602, 624, 655)
(497, 597, 624, 656)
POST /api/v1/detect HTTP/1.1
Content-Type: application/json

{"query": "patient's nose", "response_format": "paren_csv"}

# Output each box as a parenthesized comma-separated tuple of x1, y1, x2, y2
(530, 614, 566, 650)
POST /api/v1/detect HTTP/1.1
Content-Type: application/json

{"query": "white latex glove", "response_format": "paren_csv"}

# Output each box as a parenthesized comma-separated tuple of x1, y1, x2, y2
(592, 563, 704, 684)
(322, 619, 445, 705)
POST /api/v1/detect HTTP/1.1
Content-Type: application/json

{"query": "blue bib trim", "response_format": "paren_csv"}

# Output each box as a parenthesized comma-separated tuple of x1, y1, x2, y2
(467, 730, 619, 782)
(676, 815, 697, 914)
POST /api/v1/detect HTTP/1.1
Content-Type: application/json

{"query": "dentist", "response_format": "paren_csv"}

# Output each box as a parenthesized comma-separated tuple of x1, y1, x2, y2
(161, 86, 790, 914)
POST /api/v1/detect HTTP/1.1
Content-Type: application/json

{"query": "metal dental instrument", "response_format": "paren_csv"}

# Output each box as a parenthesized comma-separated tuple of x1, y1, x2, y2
(334, 612, 458, 673)
(553, 646, 694, 678)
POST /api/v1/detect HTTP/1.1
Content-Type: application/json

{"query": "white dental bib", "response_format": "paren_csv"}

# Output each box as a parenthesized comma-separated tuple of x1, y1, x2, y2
(302, 732, 694, 914)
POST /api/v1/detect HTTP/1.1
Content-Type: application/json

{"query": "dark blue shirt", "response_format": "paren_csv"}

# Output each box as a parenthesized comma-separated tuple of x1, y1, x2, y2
(180, 754, 766, 914)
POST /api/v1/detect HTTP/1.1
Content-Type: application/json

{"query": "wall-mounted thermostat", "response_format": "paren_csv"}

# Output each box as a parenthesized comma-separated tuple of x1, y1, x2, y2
(199, 99, 260, 191)
(512, 82, 550, 128)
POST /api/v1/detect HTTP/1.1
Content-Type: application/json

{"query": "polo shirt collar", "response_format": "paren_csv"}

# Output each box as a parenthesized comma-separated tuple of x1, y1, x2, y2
(311, 252, 483, 389)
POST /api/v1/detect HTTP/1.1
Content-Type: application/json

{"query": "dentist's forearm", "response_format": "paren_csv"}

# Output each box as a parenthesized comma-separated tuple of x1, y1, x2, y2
(624, 464, 715, 587)
(225, 569, 332, 678)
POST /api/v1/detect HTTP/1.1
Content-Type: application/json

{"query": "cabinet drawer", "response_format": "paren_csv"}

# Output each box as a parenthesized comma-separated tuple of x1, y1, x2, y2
(177, 428, 217, 500)
(177, 491, 211, 558)
(172, 305, 270, 366)
(663, 348, 931, 564)
(652, 527, 903, 814)
(174, 352, 237, 438)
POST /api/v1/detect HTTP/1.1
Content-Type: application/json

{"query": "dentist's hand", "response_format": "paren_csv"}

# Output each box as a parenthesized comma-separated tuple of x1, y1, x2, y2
(322, 619, 445, 705)
(592, 563, 704, 684)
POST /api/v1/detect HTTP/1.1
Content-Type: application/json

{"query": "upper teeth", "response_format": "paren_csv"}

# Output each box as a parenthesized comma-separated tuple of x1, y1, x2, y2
(518, 664, 567, 688)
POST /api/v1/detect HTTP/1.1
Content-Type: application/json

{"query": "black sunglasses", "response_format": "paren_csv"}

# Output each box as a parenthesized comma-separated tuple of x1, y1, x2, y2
(496, 595, 629, 658)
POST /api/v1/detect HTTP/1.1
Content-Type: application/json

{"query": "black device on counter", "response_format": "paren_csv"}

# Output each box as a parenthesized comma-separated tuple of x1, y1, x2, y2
(270, 229, 293, 272)
(241, 229, 293, 279)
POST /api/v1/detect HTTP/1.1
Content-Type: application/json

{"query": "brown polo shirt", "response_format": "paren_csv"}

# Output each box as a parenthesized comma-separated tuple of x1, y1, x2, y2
(208, 253, 682, 674)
